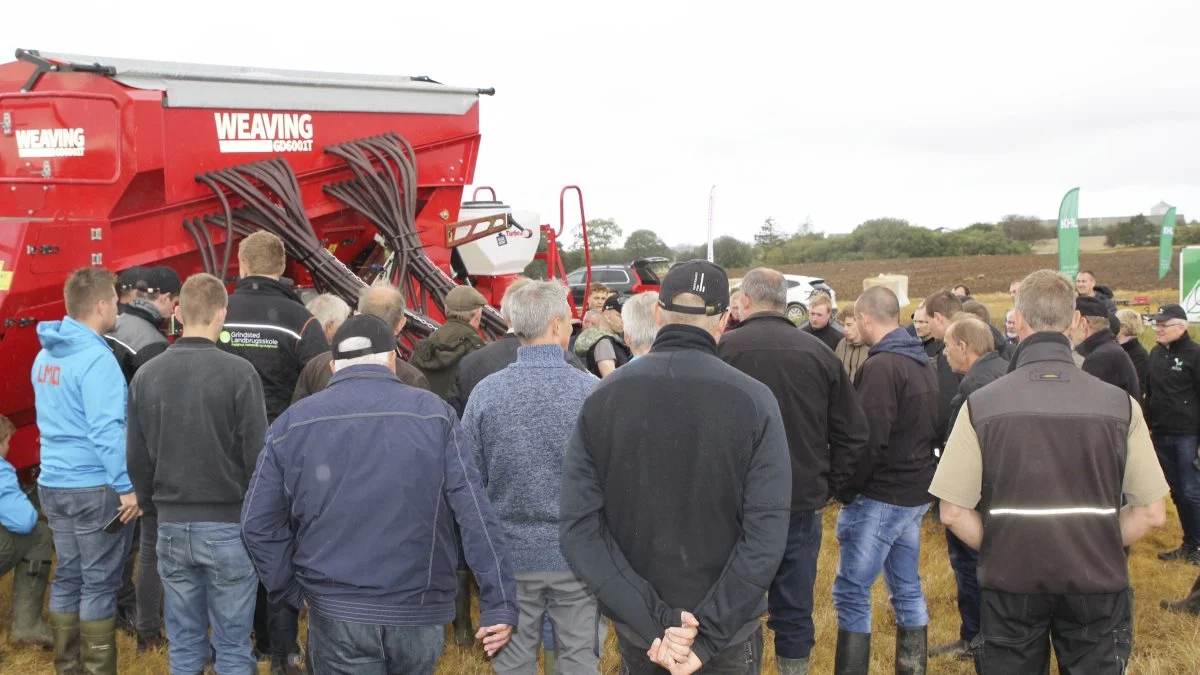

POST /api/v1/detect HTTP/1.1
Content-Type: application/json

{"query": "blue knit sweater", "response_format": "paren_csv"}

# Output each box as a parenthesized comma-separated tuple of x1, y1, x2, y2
(461, 343, 599, 572)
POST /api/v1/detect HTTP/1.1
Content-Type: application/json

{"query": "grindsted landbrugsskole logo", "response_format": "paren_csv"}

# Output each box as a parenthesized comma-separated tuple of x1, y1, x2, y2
(1181, 247, 1200, 322)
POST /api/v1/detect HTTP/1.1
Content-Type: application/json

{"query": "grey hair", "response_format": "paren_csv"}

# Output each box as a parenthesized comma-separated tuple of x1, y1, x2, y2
(508, 281, 571, 340)
(855, 286, 900, 323)
(306, 294, 351, 331)
(659, 293, 723, 330)
(622, 292, 660, 349)
(740, 268, 787, 310)
(1015, 269, 1076, 332)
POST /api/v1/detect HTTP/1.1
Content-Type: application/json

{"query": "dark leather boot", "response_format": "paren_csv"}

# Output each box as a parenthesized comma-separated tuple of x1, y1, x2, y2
(895, 625, 928, 675)
(453, 570, 475, 646)
(834, 629, 871, 675)
(1161, 574, 1200, 615)
(50, 612, 81, 674)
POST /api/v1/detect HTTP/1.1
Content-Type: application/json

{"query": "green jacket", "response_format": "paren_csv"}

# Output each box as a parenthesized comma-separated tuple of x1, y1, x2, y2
(410, 318, 486, 400)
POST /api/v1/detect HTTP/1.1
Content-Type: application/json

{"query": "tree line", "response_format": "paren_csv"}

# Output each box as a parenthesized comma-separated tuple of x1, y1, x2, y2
(521, 212, 1200, 279)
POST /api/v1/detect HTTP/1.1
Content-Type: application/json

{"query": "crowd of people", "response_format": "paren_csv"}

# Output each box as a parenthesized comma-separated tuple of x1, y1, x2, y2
(1, 228, 1198, 675)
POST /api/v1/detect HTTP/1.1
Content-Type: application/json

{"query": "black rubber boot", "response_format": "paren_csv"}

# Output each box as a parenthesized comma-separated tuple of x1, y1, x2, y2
(453, 570, 475, 646)
(834, 629, 871, 675)
(895, 625, 928, 675)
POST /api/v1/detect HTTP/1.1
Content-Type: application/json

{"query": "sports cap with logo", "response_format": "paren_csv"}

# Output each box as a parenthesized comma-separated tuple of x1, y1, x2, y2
(331, 314, 398, 360)
(657, 260, 730, 316)
(1154, 304, 1188, 323)
(148, 266, 182, 295)
(602, 294, 624, 313)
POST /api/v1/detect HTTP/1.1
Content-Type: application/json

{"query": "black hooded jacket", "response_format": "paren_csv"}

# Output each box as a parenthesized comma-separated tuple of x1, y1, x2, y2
(851, 327, 939, 507)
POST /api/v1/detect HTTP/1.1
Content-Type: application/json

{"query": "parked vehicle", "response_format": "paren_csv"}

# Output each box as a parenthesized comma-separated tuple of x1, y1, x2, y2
(566, 258, 667, 308)
(783, 274, 837, 323)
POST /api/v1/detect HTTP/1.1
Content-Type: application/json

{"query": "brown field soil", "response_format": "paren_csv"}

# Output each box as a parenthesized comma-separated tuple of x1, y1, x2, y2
(733, 246, 1182, 302)
(1032, 236, 1110, 255)
(2, 507, 1197, 674)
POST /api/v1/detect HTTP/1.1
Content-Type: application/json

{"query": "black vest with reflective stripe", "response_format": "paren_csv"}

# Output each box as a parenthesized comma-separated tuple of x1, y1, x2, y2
(969, 334, 1130, 595)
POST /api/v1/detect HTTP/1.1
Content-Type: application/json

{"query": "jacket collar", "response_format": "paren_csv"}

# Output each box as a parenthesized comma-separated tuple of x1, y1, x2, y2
(516, 343, 570, 366)
(650, 324, 718, 356)
(1075, 328, 1116, 359)
(1007, 332, 1075, 373)
(868, 327, 929, 365)
(1166, 332, 1195, 354)
(968, 350, 1002, 374)
(328, 363, 402, 387)
(739, 311, 794, 328)
(235, 276, 303, 304)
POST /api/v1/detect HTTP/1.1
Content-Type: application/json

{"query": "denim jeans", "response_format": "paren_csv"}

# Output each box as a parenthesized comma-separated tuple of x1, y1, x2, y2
(946, 528, 981, 642)
(833, 496, 931, 633)
(767, 508, 823, 659)
(157, 522, 258, 675)
(307, 611, 445, 675)
(1152, 434, 1200, 548)
(39, 485, 134, 620)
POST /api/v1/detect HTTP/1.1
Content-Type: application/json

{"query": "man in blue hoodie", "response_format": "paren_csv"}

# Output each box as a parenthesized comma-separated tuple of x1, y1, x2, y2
(832, 285, 939, 675)
(33, 267, 141, 675)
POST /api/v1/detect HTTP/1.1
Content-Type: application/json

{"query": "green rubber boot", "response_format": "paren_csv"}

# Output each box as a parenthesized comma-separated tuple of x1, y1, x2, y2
(49, 612, 82, 675)
(79, 617, 117, 675)
(9, 557, 53, 647)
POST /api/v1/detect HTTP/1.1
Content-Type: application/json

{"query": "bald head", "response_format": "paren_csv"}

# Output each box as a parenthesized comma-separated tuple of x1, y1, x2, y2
(357, 284, 407, 334)
(854, 286, 900, 347)
(856, 286, 900, 323)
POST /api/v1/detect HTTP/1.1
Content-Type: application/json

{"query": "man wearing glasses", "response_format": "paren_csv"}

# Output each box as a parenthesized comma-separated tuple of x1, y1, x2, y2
(1145, 304, 1200, 566)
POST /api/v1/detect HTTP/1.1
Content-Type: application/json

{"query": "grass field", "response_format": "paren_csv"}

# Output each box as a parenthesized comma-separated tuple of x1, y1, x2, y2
(1, 277, 1197, 674)
(1, 507, 1197, 674)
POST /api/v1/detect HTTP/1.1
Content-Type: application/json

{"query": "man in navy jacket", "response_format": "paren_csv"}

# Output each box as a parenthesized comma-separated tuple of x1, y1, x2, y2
(242, 314, 517, 674)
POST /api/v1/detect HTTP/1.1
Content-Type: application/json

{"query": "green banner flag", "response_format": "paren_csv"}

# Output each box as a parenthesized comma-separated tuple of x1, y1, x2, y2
(1159, 207, 1176, 280)
(1057, 187, 1081, 278)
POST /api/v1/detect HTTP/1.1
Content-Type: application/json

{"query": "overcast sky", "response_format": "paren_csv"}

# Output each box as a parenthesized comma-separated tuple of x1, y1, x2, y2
(5, 0, 1198, 246)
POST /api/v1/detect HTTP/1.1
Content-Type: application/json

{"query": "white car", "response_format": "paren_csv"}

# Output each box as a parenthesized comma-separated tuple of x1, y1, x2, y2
(783, 274, 837, 323)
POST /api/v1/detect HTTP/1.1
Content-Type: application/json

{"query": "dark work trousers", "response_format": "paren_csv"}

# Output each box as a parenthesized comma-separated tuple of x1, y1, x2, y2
(974, 588, 1132, 675)
(945, 529, 981, 642)
(766, 508, 823, 660)
(254, 583, 300, 659)
(617, 627, 763, 675)
(117, 517, 141, 621)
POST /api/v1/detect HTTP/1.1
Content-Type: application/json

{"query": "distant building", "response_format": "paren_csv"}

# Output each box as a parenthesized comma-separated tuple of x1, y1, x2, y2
(1036, 201, 1184, 231)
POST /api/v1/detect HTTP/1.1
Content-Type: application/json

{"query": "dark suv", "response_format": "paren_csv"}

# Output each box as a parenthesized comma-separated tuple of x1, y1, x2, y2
(566, 258, 669, 309)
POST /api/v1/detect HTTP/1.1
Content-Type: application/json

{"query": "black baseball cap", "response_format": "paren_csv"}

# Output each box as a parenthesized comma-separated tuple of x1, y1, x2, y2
(658, 260, 729, 316)
(1076, 296, 1109, 318)
(331, 314, 397, 360)
(601, 294, 623, 313)
(1154, 304, 1188, 323)
(148, 267, 182, 295)
(117, 266, 152, 291)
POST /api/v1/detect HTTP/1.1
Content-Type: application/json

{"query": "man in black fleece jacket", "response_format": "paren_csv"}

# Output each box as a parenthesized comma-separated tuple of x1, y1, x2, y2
(833, 286, 939, 675)
(561, 260, 791, 673)
(126, 273, 268, 675)
(1071, 296, 1141, 402)
(718, 268, 867, 675)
